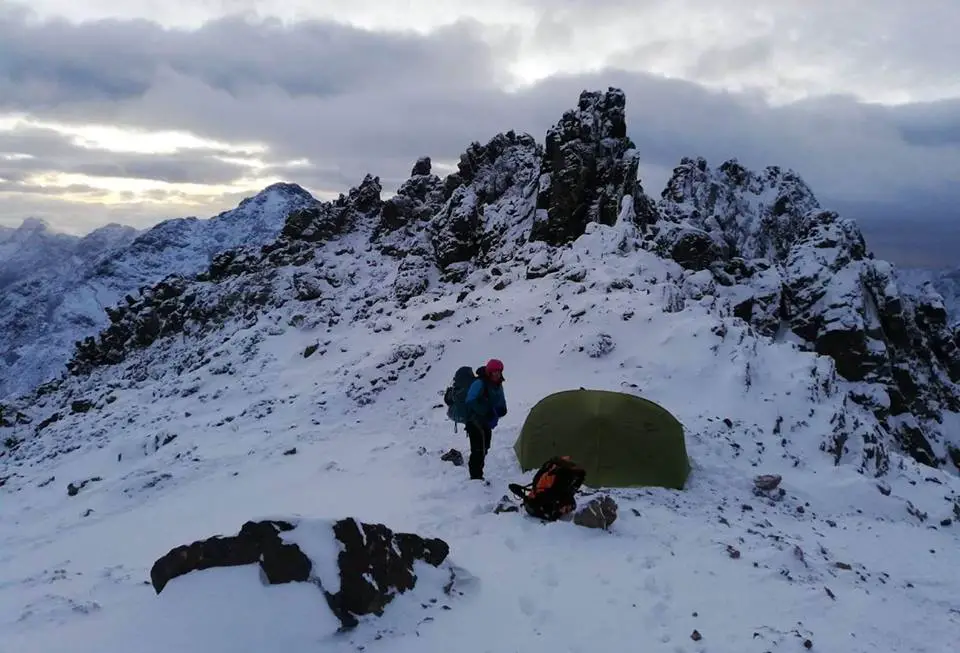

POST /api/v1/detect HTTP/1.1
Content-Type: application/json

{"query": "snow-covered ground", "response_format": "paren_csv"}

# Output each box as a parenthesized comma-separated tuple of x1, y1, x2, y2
(1, 225, 959, 653)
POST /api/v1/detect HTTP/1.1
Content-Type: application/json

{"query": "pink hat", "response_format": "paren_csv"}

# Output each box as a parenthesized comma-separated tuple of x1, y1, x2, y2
(486, 358, 504, 373)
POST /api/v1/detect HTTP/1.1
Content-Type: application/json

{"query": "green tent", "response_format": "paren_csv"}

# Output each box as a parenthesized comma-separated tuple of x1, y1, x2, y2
(513, 389, 690, 489)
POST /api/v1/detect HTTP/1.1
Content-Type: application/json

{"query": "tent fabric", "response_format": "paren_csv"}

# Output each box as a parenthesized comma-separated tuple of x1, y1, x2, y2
(513, 389, 690, 489)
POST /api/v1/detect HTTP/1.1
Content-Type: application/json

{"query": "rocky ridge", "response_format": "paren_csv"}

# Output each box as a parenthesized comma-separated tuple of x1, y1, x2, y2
(651, 157, 960, 469)
(2, 87, 958, 476)
(0, 183, 318, 399)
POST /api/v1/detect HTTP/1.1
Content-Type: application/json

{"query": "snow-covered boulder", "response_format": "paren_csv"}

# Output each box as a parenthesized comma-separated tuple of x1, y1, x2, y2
(150, 517, 457, 631)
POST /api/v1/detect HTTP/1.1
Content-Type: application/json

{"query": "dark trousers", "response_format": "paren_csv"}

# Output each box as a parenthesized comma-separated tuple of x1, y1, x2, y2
(465, 421, 492, 479)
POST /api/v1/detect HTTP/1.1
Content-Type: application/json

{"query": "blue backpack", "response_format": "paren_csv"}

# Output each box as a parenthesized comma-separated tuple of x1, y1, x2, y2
(443, 366, 479, 429)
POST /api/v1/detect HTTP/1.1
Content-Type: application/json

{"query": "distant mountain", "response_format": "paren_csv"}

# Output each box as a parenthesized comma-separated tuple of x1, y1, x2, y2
(0, 183, 318, 398)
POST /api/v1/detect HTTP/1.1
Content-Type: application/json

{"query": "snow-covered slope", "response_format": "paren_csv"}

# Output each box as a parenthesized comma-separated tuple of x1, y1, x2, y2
(1, 88, 958, 652)
(0, 183, 318, 399)
(898, 266, 960, 327)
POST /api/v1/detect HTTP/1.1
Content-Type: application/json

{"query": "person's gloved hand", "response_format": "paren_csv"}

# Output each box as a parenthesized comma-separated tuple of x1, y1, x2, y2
(487, 416, 499, 429)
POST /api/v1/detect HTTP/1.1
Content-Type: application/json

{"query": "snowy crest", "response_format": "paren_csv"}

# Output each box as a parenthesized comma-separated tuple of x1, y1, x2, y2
(1, 87, 959, 653)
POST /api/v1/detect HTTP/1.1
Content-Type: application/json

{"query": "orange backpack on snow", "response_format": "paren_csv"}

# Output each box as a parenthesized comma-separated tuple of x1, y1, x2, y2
(509, 456, 586, 521)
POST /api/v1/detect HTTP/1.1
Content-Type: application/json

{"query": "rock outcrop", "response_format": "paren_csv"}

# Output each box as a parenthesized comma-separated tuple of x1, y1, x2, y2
(150, 517, 456, 631)
(531, 88, 658, 245)
(655, 157, 960, 469)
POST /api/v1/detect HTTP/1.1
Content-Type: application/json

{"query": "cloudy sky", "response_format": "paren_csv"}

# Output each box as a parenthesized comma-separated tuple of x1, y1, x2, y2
(1, 0, 958, 266)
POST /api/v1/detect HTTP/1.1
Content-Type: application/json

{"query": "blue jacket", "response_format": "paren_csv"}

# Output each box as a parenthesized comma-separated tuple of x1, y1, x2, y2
(466, 378, 507, 428)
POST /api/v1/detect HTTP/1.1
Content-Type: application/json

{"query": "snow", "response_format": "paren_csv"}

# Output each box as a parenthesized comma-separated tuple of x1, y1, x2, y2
(1, 215, 958, 652)
(278, 519, 342, 594)
(899, 265, 960, 326)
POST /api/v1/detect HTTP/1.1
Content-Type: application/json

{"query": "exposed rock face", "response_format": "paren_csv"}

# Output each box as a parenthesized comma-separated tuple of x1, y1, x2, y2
(531, 88, 658, 245)
(429, 131, 541, 268)
(150, 519, 310, 594)
(150, 517, 455, 631)
(656, 157, 960, 469)
(328, 517, 451, 629)
(282, 175, 382, 243)
(373, 157, 445, 252)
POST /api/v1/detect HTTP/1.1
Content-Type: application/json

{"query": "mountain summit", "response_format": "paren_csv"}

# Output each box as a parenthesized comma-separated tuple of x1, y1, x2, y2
(29, 87, 955, 474)
(0, 88, 958, 653)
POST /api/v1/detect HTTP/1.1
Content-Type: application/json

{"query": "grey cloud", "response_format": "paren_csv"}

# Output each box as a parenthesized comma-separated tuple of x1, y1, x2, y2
(0, 185, 242, 233)
(523, 0, 960, 101)
(0, 179, 110, 197)
(0, 9, 502, 112)
(885, 99, 960, 147)
(0, 124, 262, 184)
(687, 39, 774, 79)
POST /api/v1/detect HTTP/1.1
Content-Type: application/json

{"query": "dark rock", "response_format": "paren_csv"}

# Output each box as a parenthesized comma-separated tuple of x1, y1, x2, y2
(325, 518, 451, 629)
(374, 161, 445, 246)
(660, 227, 724, 271)
(70, 399, 94, 414)
(0, 404, 29, 428)
(411, 156, 432, 177)
(150, 520, 308, 594)
(573, 495, 618, 529)
(283, 176, 382, 243)
(531, 88, 656, 245)
(67, 476, 102, 496)
(947, 446, 960, 470)
(431, 131, 540, 268)
(657, 155, 960, 472)
(440, 448, 464, 467)
(36, 412, 62, 432)
(423, 309, 455, 322)
(753, 474, 782, 491)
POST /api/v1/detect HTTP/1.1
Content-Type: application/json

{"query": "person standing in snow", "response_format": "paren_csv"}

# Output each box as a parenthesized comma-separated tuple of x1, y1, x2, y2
(464, 358, 507, 481)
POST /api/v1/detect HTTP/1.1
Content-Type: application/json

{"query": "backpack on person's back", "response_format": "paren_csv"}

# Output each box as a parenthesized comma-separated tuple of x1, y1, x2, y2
(443, 366, 479, 430)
